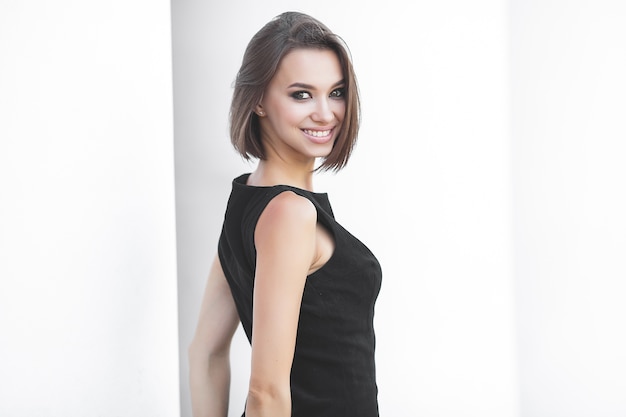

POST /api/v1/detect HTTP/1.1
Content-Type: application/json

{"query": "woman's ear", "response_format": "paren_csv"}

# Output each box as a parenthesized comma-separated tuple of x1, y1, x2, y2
(255, 104, 266, 117)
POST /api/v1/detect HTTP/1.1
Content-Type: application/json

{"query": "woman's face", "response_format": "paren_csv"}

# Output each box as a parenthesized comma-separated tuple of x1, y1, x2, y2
(257, 48, 346, 165)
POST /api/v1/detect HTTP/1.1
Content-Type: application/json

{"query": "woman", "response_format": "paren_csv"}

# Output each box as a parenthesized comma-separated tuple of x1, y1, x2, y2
(188, 11, 382, 417)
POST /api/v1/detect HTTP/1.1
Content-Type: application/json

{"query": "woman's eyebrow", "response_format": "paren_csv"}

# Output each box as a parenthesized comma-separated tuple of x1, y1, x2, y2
(287, 79, 345, 89)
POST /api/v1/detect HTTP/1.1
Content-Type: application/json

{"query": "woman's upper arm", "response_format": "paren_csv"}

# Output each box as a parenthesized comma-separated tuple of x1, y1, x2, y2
(249, 191, 317, 391)
(189, 254, 239, 357)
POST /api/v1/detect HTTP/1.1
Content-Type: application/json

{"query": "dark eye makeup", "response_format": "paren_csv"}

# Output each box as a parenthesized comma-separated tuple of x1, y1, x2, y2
(290, 87, 345, 101)
(330, 88, 345, 98)
(291, 91, 312, 100)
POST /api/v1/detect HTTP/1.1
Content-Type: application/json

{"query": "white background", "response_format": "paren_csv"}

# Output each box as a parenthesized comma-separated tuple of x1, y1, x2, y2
(1, 0, 624, 416)
(0, 1, 180, 416)
(511, 1, 626, 416)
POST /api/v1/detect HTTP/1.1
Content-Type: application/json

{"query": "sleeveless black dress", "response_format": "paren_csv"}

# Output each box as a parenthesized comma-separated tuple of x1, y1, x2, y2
(218, 174, 382, 417)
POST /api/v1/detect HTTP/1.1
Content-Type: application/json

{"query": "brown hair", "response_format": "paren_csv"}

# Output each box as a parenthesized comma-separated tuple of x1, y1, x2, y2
(229, 11, 361, 172)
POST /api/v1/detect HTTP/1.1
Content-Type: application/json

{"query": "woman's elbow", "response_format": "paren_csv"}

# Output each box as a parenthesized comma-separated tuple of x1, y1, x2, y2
(188, 336, 229, 368)
(246, 382, 291, 416)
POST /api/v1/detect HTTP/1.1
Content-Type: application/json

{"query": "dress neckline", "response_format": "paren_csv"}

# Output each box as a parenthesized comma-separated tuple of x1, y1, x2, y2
(233, 173, 328, 197)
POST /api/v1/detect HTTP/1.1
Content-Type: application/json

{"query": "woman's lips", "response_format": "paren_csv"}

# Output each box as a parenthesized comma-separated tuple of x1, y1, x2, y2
(302, 128, 334, 143)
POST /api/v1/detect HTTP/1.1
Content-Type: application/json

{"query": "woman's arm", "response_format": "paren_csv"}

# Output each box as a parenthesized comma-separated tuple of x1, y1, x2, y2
(245, 191, 317, 417)
(188, 254, 240, 417)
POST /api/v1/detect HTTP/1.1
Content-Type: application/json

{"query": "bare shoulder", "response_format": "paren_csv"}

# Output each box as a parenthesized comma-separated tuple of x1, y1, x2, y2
(255, 191, 317, 247)
(257, 191, 316, 233)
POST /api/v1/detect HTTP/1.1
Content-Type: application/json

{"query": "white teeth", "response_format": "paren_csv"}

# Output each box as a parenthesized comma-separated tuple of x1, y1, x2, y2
(304, 129, 331, 137)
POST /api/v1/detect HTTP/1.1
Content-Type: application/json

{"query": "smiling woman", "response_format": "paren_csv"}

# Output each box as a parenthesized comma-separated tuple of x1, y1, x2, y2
(187, 11, 381, 417)
(253, 49, 346, 171)
(228, 12, 360, 173)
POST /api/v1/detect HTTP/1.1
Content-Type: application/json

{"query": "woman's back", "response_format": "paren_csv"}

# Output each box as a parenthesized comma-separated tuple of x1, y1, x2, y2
(218, 174, 382, 417)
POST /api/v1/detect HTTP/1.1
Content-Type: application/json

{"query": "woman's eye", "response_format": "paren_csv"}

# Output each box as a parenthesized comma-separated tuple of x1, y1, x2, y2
(330, 88, 345, 98)
(291, 91, 312, 100)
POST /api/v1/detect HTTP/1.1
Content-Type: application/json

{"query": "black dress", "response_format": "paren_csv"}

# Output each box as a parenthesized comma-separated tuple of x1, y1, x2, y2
(218, 174, 382, 417)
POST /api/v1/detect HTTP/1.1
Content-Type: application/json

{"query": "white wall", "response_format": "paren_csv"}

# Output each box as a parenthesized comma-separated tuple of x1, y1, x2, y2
(0, 2, 180, 416)
(510, 1, 626, 416)
(172, 1, 519, 416)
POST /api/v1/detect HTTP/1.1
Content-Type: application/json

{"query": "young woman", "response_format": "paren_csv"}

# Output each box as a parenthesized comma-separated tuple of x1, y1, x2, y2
(188, 12, 382, 417)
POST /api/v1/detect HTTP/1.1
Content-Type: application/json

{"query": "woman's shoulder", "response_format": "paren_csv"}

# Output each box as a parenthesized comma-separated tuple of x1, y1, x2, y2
(226, 173, 329, 233)
(253, 190, 317, 266)
(257, 190, 317, 233)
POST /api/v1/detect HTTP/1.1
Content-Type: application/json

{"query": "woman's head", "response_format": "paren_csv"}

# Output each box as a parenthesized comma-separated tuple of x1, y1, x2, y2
(229, 11, 360, 172)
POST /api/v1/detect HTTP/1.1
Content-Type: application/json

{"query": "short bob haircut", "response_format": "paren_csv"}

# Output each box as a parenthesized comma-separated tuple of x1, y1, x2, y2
(229, 11, 360, 172)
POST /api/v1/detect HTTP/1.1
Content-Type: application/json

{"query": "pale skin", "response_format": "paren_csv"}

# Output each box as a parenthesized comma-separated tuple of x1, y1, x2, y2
(188, 48, 345, 417)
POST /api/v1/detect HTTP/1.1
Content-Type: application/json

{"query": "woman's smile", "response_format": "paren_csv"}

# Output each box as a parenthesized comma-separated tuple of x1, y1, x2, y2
(302, 127, 335, 144)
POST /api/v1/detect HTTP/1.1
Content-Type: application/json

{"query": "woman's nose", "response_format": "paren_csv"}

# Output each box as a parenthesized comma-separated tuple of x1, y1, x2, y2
(311, 98, 334, 123)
